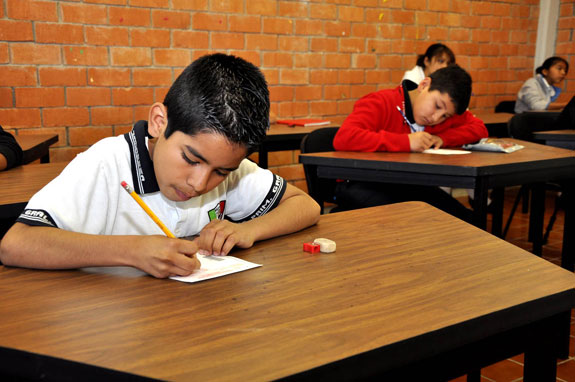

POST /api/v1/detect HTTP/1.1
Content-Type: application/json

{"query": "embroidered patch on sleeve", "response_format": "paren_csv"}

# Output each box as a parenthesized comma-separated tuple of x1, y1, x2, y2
(16, 209, 57, 228)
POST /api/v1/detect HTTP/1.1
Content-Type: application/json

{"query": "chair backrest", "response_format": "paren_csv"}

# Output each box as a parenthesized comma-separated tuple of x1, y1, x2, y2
(300, 127, 339, 214)
(507, 111, 561, 141)
(495, 100, 516, 114)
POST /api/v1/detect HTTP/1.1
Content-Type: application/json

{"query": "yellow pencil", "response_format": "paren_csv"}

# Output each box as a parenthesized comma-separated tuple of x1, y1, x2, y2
(121, 180, 176, 238)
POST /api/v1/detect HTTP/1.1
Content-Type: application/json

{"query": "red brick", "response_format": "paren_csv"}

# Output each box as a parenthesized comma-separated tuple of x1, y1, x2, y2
(262, 69, 279, 85)
(353, 54, 376, 68)
(379, 55, 402, 69)
(172, 0, 208, 10)
(279, 36, 308, 52)
(0, 44, 7, 64)
(64, 46, 108, 66)
(212, 32, 245, 50)
(133, 68, 173, 86)
(229, 15, 261, 33)
(295, 20, 323, 36)
(112, 88, 154, 106)
(295, 86, 322, 101)
(439, 13, 461, 27)
(109, 7, 151, 27)
(246, 0, 277, 16)
(35, 23, 84, 44)
(366, 39, 392, 54)
(247, 34, 278, 51)
(43, 107, 90, 127)
(0, 20, 34, 41)
(324, 53, 350, 69)
(351, 24, 377, 38)
(0, 66, 37, 86)
(280, 69, 309, 85)
(310, 100, 338, 116)
(309, 4, 337, 19)
(263, 52, 293, 68)
(153, 49, 192, 67)
(152, 10, 191, 29)
(269, 86, 294, 102)
(6, 0, 57, 21)
(69, 126, 114, 146)
(311, 37, 338, 52)
(0, 88, 13, 108)
(429, 0, 450, 11)
(88, 68, 131, 87)
(61, 3, 107, 24)
(86, 26, 130, 46)
(0, 108, 41, 128)
(15, 88, 65, 107)
(481, 16, 502, 29)
(339, 6, 364, 22)
(192, 13, 227, 31)
(130, 0, 169, 7)
(40, 68, 86, 87)
(310, 70, 338, 85)
(427, 27, 449, 41)
(85, 0, 126, 4)
(339, 70, 364, 84)
(11, 43, 61, 65)
(92, 106, 134, 125)
(391, 10, 415, 24)
(279, 1, 308, 17)
(460, 15, 482, 28)
(340, 38, 364, 53)
(366, 70, 391, 84)
(405, 0, 427, 10)
(211, 0, 244, 13)
(324, 85, 351, 100)
(111, 47, 152, 67)
(450, 28, 470, 41)
(67, 88, 111, 106)
(263, 18, 294, 35)
(173, 30, 210, 49)
(325, 21, 351, 37)
(277, 102, 309, 117)
(294, 53, 323, 68)
(471, 2, 494, 15)
(350, 85, 377, 99)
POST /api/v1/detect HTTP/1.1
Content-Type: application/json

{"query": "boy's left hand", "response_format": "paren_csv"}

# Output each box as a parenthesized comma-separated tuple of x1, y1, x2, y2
(195, 219, 256, 256)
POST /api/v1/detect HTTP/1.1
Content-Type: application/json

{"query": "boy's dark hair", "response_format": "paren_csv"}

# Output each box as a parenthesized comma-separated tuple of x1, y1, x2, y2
(163, 53, 270, 154)
(416, 43, 455, 68)
(536, 56, 569, 76)
(428, 64, 472, 115)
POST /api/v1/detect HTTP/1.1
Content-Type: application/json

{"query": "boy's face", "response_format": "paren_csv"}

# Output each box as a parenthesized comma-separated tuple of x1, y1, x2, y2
(412, 79, 456, 126)
(150, 128, 248, 202)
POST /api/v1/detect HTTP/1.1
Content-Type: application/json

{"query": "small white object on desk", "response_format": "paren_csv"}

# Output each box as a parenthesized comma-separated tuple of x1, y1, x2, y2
(313, 238, 336, 253)
(422, 148, 471, 155)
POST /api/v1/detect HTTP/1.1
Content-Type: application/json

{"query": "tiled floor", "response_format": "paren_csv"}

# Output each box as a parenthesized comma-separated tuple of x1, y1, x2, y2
(449, 186, 575, 382)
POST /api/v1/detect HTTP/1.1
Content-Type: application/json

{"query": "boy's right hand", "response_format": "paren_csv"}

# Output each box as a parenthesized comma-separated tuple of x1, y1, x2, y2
(408, 132, 443, 152)
(131, 236, 201, 279)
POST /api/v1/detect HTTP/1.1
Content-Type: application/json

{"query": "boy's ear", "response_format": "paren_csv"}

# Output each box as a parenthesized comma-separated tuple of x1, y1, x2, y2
(148, 102, 167, 138)
(418, 77, 431, 91)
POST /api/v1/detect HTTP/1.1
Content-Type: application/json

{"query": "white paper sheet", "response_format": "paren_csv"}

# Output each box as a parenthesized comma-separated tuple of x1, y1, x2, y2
(170, 254, 261, 283)
(422, 148, 471, 155)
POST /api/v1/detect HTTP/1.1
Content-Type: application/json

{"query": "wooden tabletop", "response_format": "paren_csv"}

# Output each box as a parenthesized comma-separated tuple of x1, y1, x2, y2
(1, 202, 574, 381)
(473, 112, 513, 125)
(15, 134, 59, 164)
(0, 162, 67, 216)
(533, 129, 575, 141)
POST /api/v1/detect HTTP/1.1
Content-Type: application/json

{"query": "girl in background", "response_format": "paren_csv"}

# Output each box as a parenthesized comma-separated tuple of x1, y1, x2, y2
(402, 43, 456, 84)
(515, 56, 569, 113)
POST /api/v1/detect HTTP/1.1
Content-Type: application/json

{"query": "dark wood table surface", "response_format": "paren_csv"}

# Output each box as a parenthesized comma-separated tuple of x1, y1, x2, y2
(0, 161, 67, 218)
(533, 129, 575, 150)
(15, 134, 59, 164)
(0, 203, 574, 381)
(300, 139, 575, 270)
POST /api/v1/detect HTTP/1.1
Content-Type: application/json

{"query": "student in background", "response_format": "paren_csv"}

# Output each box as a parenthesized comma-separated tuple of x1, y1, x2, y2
(0, 53, 320, 278)
(515, 56, 569, 113)
(333, 65, 488, 222)
(402, 43, 456, 85)
(0, 125, 23, 171)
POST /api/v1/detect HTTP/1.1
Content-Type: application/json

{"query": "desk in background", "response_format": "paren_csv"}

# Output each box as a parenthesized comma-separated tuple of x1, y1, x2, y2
(533, 129, 575, 150)
(15, 134, 59, 164)
(0, 162, 67, 218)
(472, 112, 514, 137)
(258, 123, 337, 168)
(0, 202, 574, 381)
(300, 139, 575, 270)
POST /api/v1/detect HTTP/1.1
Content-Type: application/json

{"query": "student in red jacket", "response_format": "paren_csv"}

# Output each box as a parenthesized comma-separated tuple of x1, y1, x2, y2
(333, 65, 488, 221)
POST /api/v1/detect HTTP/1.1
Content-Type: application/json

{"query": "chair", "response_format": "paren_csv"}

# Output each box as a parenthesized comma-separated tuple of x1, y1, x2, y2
(300, 127, 339, 214)
(503, 111, 563, 241)
(494, 100, 516, 114)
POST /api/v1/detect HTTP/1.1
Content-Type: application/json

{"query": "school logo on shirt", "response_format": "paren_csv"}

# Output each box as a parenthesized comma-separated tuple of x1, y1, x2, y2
(19, 209, 57, 227)
(207, 201, 226, 221)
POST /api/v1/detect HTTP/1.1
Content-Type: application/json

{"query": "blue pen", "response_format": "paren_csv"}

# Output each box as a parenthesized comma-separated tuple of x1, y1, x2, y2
(396, 105, 416, 133)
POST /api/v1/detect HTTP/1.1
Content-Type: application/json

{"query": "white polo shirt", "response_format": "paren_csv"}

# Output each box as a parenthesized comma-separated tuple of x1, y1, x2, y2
(17, 121, 286, 238)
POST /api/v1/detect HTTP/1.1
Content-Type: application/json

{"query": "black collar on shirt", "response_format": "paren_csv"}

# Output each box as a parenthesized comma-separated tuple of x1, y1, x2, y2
(124, 120, 160, 195)
(401, 80, 418, 124)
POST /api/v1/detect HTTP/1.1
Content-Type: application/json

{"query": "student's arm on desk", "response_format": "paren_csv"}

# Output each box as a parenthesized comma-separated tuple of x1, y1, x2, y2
(195, 183, 320, 256)
(434, 111, 488, 147)
(0, 224, 201, 278)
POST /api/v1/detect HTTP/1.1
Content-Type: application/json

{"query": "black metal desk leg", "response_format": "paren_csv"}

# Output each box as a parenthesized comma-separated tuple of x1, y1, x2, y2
(529, 183, 545, 256)
(523, 313, 562, 382)
(561, 180, 574, 271)
(491, 187, 504, 237)
(472, 179, 489, 230)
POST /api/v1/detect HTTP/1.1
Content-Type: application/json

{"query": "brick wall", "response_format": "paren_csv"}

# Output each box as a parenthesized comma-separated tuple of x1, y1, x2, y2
(0, 0, 572, 191)
(558, 0, 575, 98)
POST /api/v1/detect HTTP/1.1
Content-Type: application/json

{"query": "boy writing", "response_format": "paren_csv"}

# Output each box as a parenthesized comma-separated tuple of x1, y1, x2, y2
(0, 54, 320, 278)
(332, 65, 488, 220)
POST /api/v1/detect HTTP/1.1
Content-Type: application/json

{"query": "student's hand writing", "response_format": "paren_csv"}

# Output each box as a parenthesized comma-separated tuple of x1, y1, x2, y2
(132, 236, 200, 278)
(195, 220, 256, 256)
(408, 132, 443, 151)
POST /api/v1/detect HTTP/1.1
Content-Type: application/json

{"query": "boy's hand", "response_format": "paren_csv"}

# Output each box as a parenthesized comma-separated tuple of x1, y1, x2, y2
(133, 236, 201, 278)
(408, 132, 444, 151)
(195, 220, 256, 256)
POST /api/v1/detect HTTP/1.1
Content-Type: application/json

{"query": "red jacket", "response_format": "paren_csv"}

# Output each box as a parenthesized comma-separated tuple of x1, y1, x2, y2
(333, 85, 488, 152)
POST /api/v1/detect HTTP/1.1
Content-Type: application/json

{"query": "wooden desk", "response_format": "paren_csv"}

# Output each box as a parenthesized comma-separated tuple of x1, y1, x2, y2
(16, 134, 59, 164)
(300, 139, 575, 269)
(0, 203, 574, 381)
(0, 162, 67, 218)
(258, 123, 336, 168)
(533, 129, 575, 150)
(472, 112, 513, 137)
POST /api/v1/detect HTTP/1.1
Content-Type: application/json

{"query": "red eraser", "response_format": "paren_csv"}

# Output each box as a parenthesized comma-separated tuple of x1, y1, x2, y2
(303, 242, 320, 253)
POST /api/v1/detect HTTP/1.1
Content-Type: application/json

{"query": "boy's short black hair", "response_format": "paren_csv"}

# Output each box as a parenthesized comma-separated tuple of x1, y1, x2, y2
(428, 64, 472, 115)
(536, 56, 569, 76)
(416, 43, 455, 68)
(163, 53, 270, 154)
